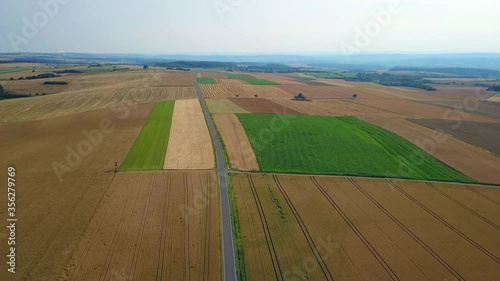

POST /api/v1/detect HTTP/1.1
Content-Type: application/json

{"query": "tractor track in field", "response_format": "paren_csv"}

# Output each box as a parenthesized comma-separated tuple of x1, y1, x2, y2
(311, 176, 398, 281)
(273, 175, 334, 281)
(247, 175, 283, 280)
(388, 181, 500, 265)
(426, 182, 500, 230)
(348, 178, 466, 281)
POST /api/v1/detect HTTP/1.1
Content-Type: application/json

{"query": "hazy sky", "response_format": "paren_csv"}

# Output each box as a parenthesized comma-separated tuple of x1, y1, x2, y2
(0, 0, 498, 54)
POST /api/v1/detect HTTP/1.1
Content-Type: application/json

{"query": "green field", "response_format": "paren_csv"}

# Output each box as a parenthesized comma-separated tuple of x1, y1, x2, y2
(120, 101, 175, 171)
(237, 114, 475, 182)
(224, 72, 279, 85)
(197, 77, 217, 84)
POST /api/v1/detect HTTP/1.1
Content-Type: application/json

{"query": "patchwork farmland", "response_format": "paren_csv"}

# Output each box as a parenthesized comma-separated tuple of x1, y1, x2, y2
(237, 114, 474, 182)
(1, 64, 499, 281)
(230, 174, 500, 281)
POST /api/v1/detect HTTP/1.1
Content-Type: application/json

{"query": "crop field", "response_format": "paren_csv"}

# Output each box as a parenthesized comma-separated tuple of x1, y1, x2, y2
(0, 85, 196, 122)
(249, 73, 305, 85)
(201, 84, 293, 99)
(149, 70, 194, 86)
(120, 101, 175, 171)
(213, 114, 259, 171)
(362, 117, 500, 184)
(66, 170, 221, 281)
(197, 77, 217, 84)
(409, 119, 500, 156)
(164, 99, 215, 169)
(0, 104, 153, 281)
(206, 99, 248, 114)
(200, 72, 228, 79)
(224, 72, 280, 85)
(229, 98, 301, 114)
(237, 114, 474, 182)
(230, 174, 500, 281)
(272, 99, 398, 117)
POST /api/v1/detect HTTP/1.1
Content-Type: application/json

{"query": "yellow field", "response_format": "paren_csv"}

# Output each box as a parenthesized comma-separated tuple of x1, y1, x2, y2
(201, 84, 293, 99)
(206, 99, 248, 114)
(164, 99, 215, 169)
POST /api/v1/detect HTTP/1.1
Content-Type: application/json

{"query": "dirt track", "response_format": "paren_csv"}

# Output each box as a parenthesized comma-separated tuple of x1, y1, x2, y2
(213, 114, 259, 171)
(0, 104, 153, 281)
(232, 174, 500, 280)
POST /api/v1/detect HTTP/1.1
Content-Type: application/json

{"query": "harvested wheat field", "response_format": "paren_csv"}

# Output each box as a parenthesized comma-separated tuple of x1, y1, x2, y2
(0, 86, 196, 122)
(250, 73, 304, 85)
(231, 174, 500, 281)
(164, 99, 215, 169)
(273, 99, 399, 117)
(409, 119, 500, 156)
(218, 78, 249, 85)
(213, 114, 259, 171)
(64, 170, 221, 281)
(352, 98, 497, 121)
(0, 104, 154, 281)
(206, 99, 248, 114)
(149, 70, 194, 86)
(200, 72, 228, 79)
(361, 117, 500, 184)
(228, 98, 301, 114)
(201, 84, 293, 99)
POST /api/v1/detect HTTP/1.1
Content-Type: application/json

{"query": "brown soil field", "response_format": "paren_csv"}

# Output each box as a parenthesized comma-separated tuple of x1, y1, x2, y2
(200, 72, 228, 79)
(0, 86, 196, 122)
(149, 70, 194, 86)
(232, 174, 500, 281)
(361, 117, 500, 184)
(422, 98, 500, 121)
(409, 119, 500, 156)
(251, 73, 304, 85)
(164, 99, 215, 170)
(352, 98, 497, 121)
(0, 104, 154, 281)
(206, 99, 248, 114)
(64, 170, 221, 281)
(2, 75, 81, 96)
(213, 114, 259, 171)
(201, 84, 293, 99)
(228, 98, 301, 114)
(272, 99, 399, 118)
(434, 85, 497, 99)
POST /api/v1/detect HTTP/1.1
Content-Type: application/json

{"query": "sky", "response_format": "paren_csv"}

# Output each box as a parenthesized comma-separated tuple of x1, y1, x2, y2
(0, 0, 498, 54)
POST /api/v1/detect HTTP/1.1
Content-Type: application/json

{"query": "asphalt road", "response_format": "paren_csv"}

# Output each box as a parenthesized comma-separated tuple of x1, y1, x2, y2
(194, 73, 238, 281)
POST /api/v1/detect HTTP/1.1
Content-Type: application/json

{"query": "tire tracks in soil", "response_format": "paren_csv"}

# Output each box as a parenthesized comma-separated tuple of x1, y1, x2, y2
(311, 176, 398, 281)
(348, 178, 466, 281)
(247, 174, 283, 281)
(273, 175, 334, 281)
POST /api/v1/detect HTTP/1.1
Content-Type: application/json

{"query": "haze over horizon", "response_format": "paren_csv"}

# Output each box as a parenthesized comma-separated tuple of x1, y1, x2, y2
(1, 0, 498, 54)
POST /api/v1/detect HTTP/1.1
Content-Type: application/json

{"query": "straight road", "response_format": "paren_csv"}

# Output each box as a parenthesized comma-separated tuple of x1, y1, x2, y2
(193, 73, 238, 281)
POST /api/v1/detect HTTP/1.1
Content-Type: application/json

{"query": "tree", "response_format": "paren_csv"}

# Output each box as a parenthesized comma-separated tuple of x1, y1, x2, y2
(293, 93, 308, 101)
(352, 93, 358, 99)
(235, 94, 239, 98)
(10, 77, 14, 81)
(254, 94, 259, 98)
(143, 65, 149, 69)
